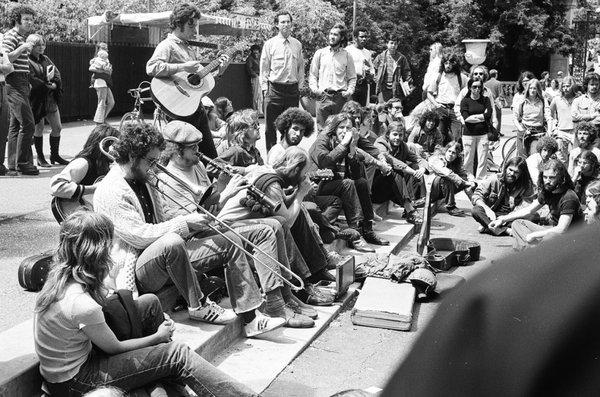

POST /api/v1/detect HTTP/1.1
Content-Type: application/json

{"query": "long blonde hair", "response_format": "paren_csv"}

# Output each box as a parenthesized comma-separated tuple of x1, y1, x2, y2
(272, 146, 308, 180)
(35, 211, 114, 313)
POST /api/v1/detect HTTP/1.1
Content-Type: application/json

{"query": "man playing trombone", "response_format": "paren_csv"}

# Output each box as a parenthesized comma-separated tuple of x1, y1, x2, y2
(93, 123, 286, 338)
(157, 121, 319, 328)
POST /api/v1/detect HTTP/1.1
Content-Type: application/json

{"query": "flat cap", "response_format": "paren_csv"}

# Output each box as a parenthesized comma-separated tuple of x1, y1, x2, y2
(162, 121, 202, 144)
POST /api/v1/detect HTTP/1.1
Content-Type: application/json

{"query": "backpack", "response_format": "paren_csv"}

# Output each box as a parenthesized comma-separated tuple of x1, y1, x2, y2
(434, 72, 463, 94)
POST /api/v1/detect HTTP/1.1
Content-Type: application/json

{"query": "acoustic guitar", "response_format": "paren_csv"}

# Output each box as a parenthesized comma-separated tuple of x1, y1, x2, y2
(151, 44, 244, 117)
(51, 194, 94, 224)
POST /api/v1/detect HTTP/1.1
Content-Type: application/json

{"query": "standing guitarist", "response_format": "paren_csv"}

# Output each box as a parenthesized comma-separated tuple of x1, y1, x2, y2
(146, 3, 230, 159)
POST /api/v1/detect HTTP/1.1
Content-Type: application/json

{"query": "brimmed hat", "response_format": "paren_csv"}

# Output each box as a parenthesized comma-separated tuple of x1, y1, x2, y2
(162, 121, 202, 144)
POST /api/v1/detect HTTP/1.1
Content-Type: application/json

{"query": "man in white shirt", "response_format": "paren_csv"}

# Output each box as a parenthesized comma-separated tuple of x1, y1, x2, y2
(309, 23, 356, 127)
(571, 73, 600, 127)
(427, 52, 467, 144)
(260, 11, 304, 152)
(346, 26, 374, 107)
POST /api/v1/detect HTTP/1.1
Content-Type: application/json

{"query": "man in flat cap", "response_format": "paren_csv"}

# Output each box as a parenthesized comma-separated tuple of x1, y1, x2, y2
(95, 121, 290, 336)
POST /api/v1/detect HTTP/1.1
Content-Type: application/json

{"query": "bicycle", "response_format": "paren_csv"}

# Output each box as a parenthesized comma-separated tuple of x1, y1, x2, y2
(119, 81, 169, 132)
(500, 129, 546, 168)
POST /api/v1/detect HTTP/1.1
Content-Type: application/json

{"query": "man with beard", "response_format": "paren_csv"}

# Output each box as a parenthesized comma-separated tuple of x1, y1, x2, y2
(267, 107, 349, 244)
(373, 35, 413, 104)
(489, 159, 583, 250)
(571, 72, 600, 127)
(156, 121, 319, 329)
(3, 5, 38, 175)
(217, 146, 340, 302)
(309, 113, 391, 251)
(94, 123, 287, 337)
(146, 3, 231, 159)
(427, 52, 468, 145)
(372, 121, 429, 224)
(567, 121, 600, 176)
(471, 156, 535, 235)
(309, 23, 356, 127)
(266, 107, 315, 165)
(346, 26, 374, 107)
(260, 11, 304, 151)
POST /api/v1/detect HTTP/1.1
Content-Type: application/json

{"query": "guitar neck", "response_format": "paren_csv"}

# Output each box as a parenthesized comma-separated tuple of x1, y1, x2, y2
(195, 48, 239, 80)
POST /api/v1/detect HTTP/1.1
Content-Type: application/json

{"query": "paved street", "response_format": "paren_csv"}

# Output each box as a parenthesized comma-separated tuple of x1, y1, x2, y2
(0, 109, 519, 396)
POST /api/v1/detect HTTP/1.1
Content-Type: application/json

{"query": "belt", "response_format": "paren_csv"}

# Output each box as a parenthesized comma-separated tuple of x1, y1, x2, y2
(269, 81, 298, 87)
(324, 89, 344, 94)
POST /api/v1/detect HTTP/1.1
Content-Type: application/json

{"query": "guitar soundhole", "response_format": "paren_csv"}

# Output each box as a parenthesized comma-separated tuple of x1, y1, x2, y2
(187, 74, 202, 86)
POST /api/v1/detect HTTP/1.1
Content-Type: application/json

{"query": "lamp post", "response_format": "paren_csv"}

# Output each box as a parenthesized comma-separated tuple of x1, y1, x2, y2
(462, 39, 490, 66)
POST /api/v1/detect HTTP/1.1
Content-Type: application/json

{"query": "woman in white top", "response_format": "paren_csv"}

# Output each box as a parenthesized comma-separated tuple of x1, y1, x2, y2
(34, 211, 257, 396)
(89, 42, 115, 124)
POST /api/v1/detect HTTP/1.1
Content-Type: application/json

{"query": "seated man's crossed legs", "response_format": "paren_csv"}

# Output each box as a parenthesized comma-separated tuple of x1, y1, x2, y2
(371, 171, 423, 224)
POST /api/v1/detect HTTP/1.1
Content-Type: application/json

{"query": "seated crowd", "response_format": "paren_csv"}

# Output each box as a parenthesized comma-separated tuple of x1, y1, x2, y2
(38, 73, 600, 395)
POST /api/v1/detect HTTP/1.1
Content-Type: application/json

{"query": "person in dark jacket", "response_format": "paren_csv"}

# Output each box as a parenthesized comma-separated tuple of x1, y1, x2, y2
(382, 222, 600, 397)
(27, 34, 67, 167)
(308, 113, 390, 251)
(372, 121, 428, 223)
(373, 35, 413, 103)
(245, 44, 263, 117)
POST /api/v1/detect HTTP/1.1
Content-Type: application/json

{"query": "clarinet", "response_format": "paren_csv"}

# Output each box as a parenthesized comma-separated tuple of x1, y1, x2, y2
(198, 153, 281, 213)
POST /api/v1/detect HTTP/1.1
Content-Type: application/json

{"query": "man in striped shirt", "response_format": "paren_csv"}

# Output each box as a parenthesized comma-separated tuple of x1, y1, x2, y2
(2, 5, 38, 175)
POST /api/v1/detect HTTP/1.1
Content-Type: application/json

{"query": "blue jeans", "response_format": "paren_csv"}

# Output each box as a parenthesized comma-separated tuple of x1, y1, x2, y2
(48, 294, 257, 397)
(6, 72, 35, 169)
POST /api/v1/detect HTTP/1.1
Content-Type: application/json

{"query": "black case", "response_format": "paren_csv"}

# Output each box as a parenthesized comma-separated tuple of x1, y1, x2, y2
(18, 252, 54, 291)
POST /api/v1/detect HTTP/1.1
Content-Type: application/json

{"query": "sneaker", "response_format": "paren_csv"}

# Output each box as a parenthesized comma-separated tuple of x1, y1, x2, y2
(446, 206, 464, 216)
(243, 312, 285, 338)
(286, 294, 318, 319)
(189, 300, 237, 324)
(348, 237, 375, 253)
(295, 283, 334, 306)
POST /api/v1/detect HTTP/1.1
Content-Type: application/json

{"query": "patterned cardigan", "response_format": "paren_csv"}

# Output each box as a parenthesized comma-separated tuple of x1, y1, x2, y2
(93, 166, 189, 293)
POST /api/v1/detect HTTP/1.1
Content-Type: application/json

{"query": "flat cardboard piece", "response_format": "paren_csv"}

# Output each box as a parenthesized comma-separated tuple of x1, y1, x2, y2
(351, 277, 416, 331)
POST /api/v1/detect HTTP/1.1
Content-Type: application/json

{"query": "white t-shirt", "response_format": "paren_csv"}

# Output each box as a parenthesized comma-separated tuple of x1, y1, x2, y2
(34, 282, 105, 383)
(346, 44, 373, 77)
(267, 143, 286, 165)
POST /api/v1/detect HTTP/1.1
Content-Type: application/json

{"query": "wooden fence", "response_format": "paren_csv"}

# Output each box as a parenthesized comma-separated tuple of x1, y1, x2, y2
(44, 42, 253, 121)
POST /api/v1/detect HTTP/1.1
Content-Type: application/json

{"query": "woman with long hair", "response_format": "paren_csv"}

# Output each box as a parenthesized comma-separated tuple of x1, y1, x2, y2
(34, 211, 257, 396)
(511, 70, 536, 112)
(514, 78, 551, 157)
(50, 124, 120, 203)
(28, 34, 68, 166)
(460, 77, 493, 179)
(428, 141, 476, 216)
(407, 109, 443, 158)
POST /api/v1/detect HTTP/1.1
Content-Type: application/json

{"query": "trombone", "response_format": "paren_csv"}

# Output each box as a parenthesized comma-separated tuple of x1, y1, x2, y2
(99, 136, 304, 291)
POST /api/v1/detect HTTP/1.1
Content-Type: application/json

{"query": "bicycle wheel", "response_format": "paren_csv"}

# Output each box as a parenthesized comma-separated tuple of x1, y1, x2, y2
(501, 137, 517, 169)
(119, 112, 140, 131)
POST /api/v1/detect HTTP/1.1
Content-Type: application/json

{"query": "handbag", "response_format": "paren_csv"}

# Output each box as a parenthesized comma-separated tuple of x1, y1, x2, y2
(102, 289, 143, 341)
(487, 121, 500, 142)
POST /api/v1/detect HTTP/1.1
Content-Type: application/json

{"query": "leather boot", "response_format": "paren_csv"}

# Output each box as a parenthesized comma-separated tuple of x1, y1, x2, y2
(33, 136, 50, 167)
(361, 220, 389, 246)
(49, 136, 69, 165)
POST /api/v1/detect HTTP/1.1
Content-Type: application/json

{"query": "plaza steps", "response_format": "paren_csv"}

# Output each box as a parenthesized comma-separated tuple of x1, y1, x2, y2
(0, 205, 415, 396)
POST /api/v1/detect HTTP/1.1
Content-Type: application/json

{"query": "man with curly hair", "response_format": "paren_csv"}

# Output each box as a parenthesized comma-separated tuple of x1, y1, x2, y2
(568, 121, 600, 176)
(2, 5, 38, 175)
(94, 123, 287, 337)
(146, 2, 230, 159)
(526, 135, 559, 190)
(266, 107, 314, 165)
